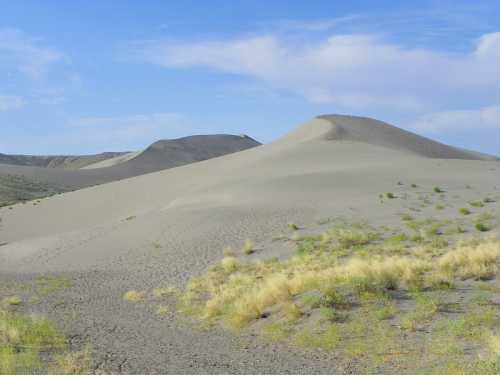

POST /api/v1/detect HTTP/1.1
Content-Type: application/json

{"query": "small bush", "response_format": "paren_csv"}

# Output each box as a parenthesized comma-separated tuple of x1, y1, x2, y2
(459, 208, 471, 215)
(242, 240, 255, 255)
(288, 223, 299, 231)
(434, 187, 443, 193)
(470, 200, 485, 208)
(385, 192, 396, 199)
(221, 256, 238, 272)
(475, 223, 491, 232)
(2, 296, 22, 306)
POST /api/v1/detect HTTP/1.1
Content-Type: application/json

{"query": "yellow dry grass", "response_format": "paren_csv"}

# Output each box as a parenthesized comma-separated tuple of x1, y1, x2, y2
(123, 290, 146, 302)
(180, 238, 500, 330)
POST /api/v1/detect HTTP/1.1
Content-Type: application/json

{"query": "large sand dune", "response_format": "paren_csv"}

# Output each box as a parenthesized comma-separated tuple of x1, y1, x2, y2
(0, 115, 498, 374)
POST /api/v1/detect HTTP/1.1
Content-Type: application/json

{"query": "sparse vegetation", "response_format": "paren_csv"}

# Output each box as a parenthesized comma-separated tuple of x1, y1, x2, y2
(434, 186, 443, 193)
(385, 192, 396, 199)
(168, 213, 500, 374)
(0, 174, 67, 207)
(0, 306, 91, 374)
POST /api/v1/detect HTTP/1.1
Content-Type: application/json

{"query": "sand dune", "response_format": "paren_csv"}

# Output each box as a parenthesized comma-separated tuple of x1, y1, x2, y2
(82, 151, 143, 169)
(0, 134, 260, 205)
(0, 115, 498, 374)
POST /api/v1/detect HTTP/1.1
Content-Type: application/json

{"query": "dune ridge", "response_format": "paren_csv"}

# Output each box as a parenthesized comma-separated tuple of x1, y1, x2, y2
(281, 115, 498, 160)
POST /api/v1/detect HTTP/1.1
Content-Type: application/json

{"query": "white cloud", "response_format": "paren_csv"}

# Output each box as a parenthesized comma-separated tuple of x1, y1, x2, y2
(411, 106, 500, 133)
(0, 29, 65, 80)
(0, 95, 25, 111)
(130, 32, 500, 112)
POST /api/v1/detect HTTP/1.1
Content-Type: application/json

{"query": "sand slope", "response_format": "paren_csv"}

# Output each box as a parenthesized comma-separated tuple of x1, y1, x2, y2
(0, 134, 261, 205)
(0, 115, 498, 374)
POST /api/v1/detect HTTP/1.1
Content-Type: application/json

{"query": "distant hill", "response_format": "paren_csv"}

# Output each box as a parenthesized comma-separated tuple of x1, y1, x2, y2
(0, 152, 129, 169)
(0, 134, 261, 206)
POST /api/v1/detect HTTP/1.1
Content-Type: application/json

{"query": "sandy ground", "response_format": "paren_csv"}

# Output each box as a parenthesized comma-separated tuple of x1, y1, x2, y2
(0, 115, 499, 374)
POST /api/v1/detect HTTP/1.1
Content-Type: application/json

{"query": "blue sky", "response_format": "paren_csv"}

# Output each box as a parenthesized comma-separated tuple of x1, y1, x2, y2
(1, 0, 500, 155)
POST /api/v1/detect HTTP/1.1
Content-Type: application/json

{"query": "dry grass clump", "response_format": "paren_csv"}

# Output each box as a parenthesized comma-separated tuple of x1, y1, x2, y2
(123, 290, 146, 301)
(459, 207, 471, 215)
(490, 333, 500, 356)
(437, 241, 500, 280)
(152, 287, 177, 298)
(337, 256, 428, 292)
(221, 256, 238, 273)
(322, 224, 380, 250)
(242, 240, 255, 255)
(2, 296, 22, 306)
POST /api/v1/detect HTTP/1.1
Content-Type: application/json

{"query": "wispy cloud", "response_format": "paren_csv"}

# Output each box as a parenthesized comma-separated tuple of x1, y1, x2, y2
(0, 95, 25, 111)
(268, 15, 363, 32)
(0, 28, 65, 80)
(129, 31, 500, 113)
(0, 113, 195, 154)
(411, 106, 500, 133)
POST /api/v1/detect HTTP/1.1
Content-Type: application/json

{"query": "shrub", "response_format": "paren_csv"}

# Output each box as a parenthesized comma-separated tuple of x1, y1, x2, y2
(475, 223, 491, 232)
(434, 187, 443, 193)
(470, 200, 485, 208)
(242, 240, 255, 255)
(385, 192, 396, 199)
(221, 256, 238, 273)
(2, 296, 22, 306)
(288, 223, 299, 231)
(326, 226, 379, 250)
(459, 208, 471, 215)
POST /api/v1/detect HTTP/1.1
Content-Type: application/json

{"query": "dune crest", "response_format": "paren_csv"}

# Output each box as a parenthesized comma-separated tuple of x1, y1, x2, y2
(280, 115, 497, 160)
